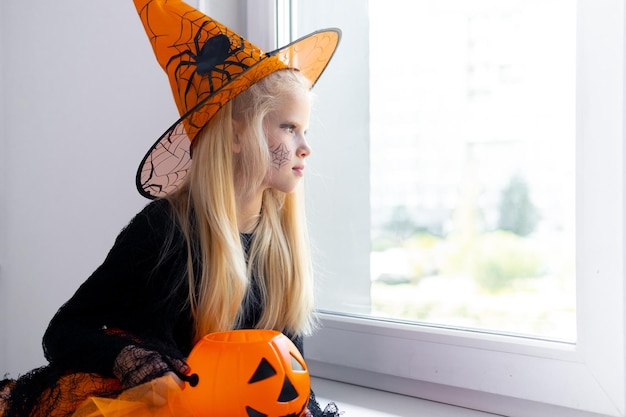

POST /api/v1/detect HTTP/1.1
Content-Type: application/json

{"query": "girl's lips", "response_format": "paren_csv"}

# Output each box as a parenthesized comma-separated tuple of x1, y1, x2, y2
(293, 166, 305, 176)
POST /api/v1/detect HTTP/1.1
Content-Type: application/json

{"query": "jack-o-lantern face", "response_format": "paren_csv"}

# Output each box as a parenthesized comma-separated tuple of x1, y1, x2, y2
(181, 329, 310, 417)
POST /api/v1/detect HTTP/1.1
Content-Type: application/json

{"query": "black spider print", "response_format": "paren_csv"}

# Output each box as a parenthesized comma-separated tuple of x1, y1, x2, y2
(166, 20, 249, 100)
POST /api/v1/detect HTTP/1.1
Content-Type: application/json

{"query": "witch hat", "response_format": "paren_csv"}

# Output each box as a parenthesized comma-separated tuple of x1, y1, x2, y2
(133, 0, 341, 199)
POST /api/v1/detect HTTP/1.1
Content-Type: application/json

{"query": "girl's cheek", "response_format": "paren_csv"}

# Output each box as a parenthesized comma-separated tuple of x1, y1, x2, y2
(270, 143, 292, 170)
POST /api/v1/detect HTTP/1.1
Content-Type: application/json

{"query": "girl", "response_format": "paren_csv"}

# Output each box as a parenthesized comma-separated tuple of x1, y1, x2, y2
(0, 1, 341, 416)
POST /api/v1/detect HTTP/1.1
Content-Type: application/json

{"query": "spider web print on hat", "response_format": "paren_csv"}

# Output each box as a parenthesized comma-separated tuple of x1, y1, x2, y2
(133, 0, 341, 199)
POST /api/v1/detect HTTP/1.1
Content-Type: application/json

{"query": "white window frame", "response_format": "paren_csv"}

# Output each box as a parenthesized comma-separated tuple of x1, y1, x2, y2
(249, 1, 626, 416)
(242, 0, 293, 51)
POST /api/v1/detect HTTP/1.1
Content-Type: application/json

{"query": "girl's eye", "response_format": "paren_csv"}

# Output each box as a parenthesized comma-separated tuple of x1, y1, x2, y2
(281, 124, 295, 134)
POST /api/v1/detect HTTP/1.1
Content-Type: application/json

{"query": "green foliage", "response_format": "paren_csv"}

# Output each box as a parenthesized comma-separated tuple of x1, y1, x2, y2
(383, 206, 420, 241)
(373, 189, 547, 293)
(381, 230, 547, 293)
(471, 231, 545, 292)
(371, 237, 399, 252)
(405, 233, 442, 279)
(498, 174, 540, 237)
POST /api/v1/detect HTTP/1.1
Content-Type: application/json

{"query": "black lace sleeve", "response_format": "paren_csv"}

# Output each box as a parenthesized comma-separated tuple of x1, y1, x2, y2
(42, 199, 191, 377)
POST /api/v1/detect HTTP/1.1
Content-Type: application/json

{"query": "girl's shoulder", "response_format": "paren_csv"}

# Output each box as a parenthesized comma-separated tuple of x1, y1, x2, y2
(115, 198, 177, 247)
(139, 197, 174, 218)
(133, 198, 178, 229)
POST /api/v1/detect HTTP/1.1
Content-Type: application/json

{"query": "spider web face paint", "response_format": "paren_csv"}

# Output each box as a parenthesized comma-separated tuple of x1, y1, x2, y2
(270, 143, 292, 171)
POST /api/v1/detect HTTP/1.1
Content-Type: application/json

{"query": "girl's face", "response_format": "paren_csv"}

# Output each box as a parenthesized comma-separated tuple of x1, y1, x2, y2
(262, 91, 312, 193)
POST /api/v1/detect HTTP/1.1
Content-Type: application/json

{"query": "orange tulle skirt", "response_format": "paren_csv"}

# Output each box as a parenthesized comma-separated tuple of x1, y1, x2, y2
(0, 372, 189, 417)
(72, 375, 192, 417)
(1, 372, 123, 417)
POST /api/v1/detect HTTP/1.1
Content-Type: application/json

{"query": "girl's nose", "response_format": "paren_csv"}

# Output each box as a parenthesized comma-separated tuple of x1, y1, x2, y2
(299, 137, 312, 158)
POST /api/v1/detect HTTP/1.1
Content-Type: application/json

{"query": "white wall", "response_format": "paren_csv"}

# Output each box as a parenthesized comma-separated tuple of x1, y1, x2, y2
(0, 0, 184, 376)
(0, 0, 7, 375)
(0, 0, 249, 378)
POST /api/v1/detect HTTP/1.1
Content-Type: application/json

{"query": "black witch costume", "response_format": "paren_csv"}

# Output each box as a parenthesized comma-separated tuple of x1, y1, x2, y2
(0, 199, 339, 417)
(2, 0, 342, 414)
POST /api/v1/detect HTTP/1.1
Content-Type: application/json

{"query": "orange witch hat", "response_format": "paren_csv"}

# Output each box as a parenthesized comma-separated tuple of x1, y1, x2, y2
(133, 0, 341, 199)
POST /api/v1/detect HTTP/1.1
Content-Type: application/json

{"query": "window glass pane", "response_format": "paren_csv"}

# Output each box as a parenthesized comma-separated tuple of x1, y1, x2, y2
(298, 0, 576, 342)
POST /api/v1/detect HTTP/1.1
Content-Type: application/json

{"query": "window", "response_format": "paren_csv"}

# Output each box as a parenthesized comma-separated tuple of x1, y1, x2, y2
(246, 0, 626, 415)
(302, 0, 577, 342)
(366, 0, 575, 341)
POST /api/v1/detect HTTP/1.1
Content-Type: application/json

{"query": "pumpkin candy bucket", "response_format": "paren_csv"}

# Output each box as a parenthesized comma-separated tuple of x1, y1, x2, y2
(182, 330, 311, 417)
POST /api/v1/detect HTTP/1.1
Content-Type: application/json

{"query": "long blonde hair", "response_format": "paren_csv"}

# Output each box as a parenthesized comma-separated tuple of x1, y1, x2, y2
(166, 70, 315, 343)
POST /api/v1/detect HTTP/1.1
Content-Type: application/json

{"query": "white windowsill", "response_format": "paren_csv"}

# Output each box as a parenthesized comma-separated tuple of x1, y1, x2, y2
(311, 377, 499, 417)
